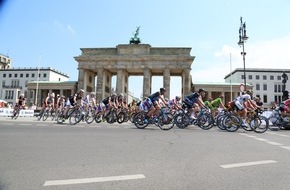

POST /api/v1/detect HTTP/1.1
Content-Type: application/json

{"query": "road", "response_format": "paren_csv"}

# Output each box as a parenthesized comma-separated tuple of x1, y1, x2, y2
(0, 117, 290, 190)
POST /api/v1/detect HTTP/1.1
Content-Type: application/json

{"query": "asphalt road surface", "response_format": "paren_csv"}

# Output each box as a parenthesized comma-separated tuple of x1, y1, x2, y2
(0, 117, 290, 190)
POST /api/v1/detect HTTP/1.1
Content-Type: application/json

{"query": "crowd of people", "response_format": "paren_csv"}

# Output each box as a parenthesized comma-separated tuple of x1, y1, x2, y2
(10, 86, 290, 127)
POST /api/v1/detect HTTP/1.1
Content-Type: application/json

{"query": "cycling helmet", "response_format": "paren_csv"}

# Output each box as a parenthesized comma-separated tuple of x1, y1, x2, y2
(160, 87, 167, 92)
(119, 93, 124, 97)
(79, 89, 85, 93)
(175, 96, 181, 100)
(90, 92, 96, 96)
(112, 93, 117, 96)
(198, 89, 206, 93)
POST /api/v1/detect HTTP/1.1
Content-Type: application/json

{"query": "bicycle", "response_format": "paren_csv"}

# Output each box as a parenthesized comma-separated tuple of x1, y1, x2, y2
(134, 107, 174, 130)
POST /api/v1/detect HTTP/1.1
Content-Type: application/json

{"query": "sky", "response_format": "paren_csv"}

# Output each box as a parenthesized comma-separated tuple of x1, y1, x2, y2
(1, 0, 290, 99)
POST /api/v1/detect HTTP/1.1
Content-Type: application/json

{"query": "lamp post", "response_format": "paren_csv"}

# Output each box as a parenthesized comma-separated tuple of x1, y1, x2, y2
(238, 17, 249, 91)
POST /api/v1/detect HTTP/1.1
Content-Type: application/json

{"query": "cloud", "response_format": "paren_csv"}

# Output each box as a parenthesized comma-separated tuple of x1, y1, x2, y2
(53, 20, 76, 35)
(192, 35, 290, 83)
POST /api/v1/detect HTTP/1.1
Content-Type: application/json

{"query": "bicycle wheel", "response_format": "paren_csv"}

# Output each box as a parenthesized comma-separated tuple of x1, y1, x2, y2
(117, 112, 126, 124)
(13, 109, 20, 120)
(69, 110, 83, 125)
(196, 113, 214, 130)
(174, 113, 190, 129)
(56, 111, 64, 124)
(223, 114, 240, 132)
(250, 115, 269, 133)
(95, 111, 103, 123)
(85, 109, 95, 124)
(42, 110, 49, 121)
(268, 115, 282, 131)
(158, 113, 174, 130)
(217, 115, 227, 130)
(134, 112, 149, 129)
(106, 110, 117, 124)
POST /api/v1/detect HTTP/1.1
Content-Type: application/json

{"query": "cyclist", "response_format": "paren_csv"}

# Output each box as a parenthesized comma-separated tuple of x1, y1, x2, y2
(279, 98, 290, 117)
(146, 87, 167, 119)
(233, 90, 256, 127)
(83, 92, 96, 110)
(206, 95, 227, 117)
(102, 93, 118, 117)
(63, 89, 85, 118)
(168, 96, 182, 111)
(184, 89, 207, 119)
(12, 94, 26, 117)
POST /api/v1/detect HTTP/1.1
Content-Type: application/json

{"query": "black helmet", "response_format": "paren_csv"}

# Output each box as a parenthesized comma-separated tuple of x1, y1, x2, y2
(198, 89, 206, 93)
(160, 87, 167, 92)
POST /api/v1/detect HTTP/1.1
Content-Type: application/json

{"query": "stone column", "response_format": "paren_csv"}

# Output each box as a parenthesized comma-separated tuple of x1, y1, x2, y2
(77, 68, 85, 91)
(163, 68, 170, 98)
(143, 68, 152, 98)
(116, 69, 124, 94)
(182, 69, 191, 98)
(96, 68, 104, 101)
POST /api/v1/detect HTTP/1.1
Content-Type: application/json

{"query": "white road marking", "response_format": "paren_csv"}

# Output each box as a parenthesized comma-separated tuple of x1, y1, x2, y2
(43, 174, 145, 186)
(220, 160, 277, 169)
(254, 137, 269, 142)
(280, 146, 290, 150)
(266, 141, 283, 146)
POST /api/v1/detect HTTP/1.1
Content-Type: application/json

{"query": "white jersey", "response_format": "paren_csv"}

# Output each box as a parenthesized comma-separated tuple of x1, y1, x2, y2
(235, 94, 251, 104)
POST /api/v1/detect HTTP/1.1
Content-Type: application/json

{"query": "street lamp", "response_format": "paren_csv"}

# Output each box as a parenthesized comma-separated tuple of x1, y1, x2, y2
(238, 17, 249, 91)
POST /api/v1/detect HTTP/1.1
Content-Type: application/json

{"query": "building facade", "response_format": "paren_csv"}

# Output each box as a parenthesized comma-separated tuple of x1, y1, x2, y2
(224, 68, 290, 106)
(0, 54, 11, 69)
(0, 67, 70, 105)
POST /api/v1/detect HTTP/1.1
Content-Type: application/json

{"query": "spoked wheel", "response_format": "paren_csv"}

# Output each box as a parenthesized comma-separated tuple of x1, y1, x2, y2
(223, 114, 240, 132)
(85, 109, 95, 124)
(174, 113, 190, 129)
(56, 111, 65, 124)
(117, 112, 126, 124)
(69, 110, 83, 125)
(42, 110, 49, 121)
(158, 113, 174, 130)
(216, 115, 227, 130)
(12, 109, 20, 120)
(250, 116, 269, 133)
(106, 110, 117, 124)
(268, 116, 283, 131)
(196, 113, 214, 130)
(95, 112, 103, 123)
(134, 112, 149, 129)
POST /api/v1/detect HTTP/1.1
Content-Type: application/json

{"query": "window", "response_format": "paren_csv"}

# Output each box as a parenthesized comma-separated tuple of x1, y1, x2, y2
(3, 74, 6, 78)
(263, 75, 267, 80)
(263, 84, 267, 91)
(14, 73, 17, 78)
(248, 75, 252, 80)
(256, 84, 260, 91)
(26, 73, 29, 77)
(263, 95, 268, 103)
(43, 73, 47, 78)
(32, 74, 35, 77)
(241, 75, 245, 79)
(270, 76, 274, 80)
(9, 73, 12, 78)
(256, 75, 260, 80)
(277, 76, 281, 80)
(20, 74, 23, 78)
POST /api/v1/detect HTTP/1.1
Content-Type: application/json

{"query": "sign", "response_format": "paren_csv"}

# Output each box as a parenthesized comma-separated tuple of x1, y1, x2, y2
(0, 108, 34, 117)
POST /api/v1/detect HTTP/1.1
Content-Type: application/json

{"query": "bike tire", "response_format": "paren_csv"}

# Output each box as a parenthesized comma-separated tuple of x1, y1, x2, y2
(223, 114, 240, 132)
(158, 113, 174, 130)
(117, 112, 126, 124)
(85, 109, 95, 124)
(42, 110, 49, 121)
(174, 113, 190, 129)
(250, 115, 269, 133)
(196, 113, 214, 130)
(134, 112, 149, 129)
(268, 115, 282, 131)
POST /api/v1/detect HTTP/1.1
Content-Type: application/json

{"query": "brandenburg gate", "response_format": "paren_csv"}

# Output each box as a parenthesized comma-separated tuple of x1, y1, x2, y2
(74, 44, 195, 100)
